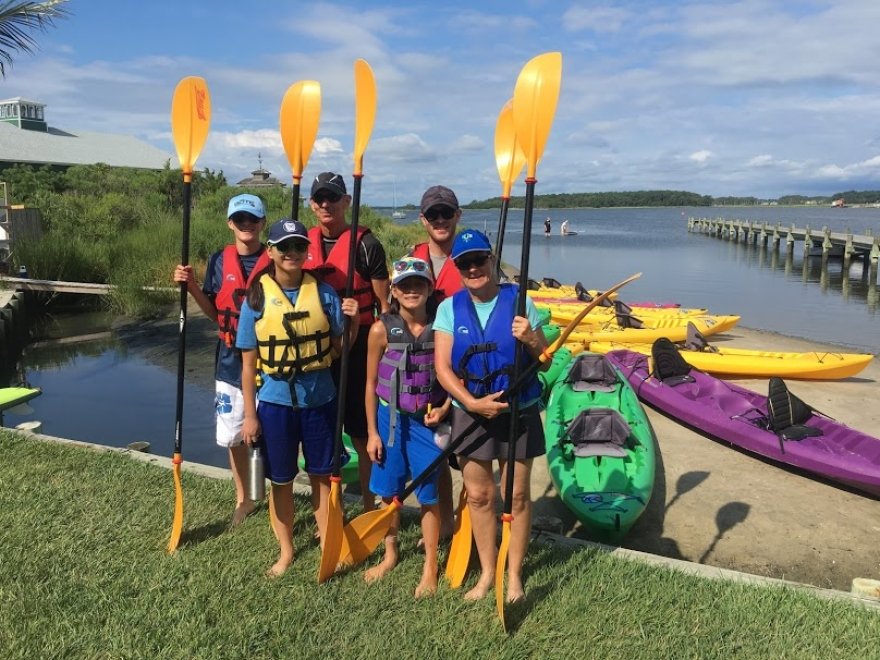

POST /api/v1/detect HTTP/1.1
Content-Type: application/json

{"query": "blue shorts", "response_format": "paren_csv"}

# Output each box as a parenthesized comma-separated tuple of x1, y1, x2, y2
(369, 402, 442, 505)
(257, 399, 348, 483)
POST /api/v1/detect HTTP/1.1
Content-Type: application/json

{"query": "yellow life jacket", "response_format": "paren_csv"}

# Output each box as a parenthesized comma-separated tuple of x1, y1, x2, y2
(254, 272, 334, 377)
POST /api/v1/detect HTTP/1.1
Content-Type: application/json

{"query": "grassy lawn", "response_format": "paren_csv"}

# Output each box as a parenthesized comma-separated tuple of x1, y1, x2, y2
(1, 431, 877, 659)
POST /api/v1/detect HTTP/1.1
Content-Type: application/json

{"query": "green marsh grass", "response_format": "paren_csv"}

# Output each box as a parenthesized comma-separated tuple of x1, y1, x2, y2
(1, 432, 877, 659)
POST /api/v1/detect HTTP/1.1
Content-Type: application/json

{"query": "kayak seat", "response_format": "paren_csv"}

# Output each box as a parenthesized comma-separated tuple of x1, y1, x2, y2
(684, 321, 718, 353)
(566, 354, 619, 393)
(562, 408, 632, 458)
(542, 277, 563, 289)
(614, 300, 644, 329)
(767, 377, 823, 442)
(651, 337, 695, 386)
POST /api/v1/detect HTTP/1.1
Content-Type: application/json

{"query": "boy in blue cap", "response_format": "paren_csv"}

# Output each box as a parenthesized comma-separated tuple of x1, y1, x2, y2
(173, 193, 270, 527)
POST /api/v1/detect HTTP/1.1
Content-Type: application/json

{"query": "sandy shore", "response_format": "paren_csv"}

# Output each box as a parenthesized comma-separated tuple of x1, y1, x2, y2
(117, 314, 879, 591)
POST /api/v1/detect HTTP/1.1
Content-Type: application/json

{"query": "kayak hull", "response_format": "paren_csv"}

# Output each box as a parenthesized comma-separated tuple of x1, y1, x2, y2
(568, 315, 740, 345)
(605, 349, 880, 497)
(0, 386, 41, 413)
(544, 353, 656, 541)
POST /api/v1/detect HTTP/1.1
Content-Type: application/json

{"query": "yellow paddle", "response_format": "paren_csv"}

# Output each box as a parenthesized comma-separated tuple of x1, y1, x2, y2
(445, 98, 526, 588)
(167, 76, 211, 553)
(497, 51, 562, 630)
(318, 59, 377, 583)
(340, 273, 640, 570)
(279, 80, 321, 220)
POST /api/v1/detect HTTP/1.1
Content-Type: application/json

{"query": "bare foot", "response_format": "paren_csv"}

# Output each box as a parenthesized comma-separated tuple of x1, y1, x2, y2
(463, 573, 494, 601)
(364, 556, 397, 584)
(506, 584, 525, 603)
(231, 500, 256, 528)
(265, 553, 293, 578)
(414, 569, 438, 598)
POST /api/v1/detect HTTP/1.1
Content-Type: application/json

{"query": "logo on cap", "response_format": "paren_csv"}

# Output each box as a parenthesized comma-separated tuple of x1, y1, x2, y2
(283, 221, 298, 232)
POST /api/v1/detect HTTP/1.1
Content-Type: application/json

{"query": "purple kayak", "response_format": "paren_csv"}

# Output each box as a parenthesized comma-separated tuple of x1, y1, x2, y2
(605, 347, 880, 497)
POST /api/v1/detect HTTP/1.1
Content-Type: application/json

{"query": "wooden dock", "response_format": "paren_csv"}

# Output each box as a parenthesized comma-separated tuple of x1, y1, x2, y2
(0, 276, 174, 295)
(687, 217, 880, 264)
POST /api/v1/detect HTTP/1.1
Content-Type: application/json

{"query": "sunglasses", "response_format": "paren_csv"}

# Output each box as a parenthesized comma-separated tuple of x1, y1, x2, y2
(312, 191, 342, 205)
(272, 239, 309, 254)
(393, 259, 428, 273)
(231, 213, 262, 226)
(454, 253, 490, 271)
(424, 206, 456, 222)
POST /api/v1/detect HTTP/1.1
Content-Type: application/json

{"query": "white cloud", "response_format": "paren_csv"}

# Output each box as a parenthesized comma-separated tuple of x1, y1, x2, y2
(690, 150, 713, 164)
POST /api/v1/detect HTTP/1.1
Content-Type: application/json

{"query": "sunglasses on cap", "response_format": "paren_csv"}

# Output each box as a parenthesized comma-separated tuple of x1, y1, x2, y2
(454, 253, 490, 271)
(272, 239, 310, 254)
(393, 259, 429, 273)
(313, 191, 343, 205)
(424, 206, 456, 222)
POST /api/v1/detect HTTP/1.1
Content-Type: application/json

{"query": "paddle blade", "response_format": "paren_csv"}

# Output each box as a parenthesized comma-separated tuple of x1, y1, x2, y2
(171, 77, 211, 177)
(512, 52, 562, 179)
(280, 80, 322, 178)
(353, 59, 377, 176)
(318, 479, 346, 582)
(495, 518, 513, 630)
(166, 456, 184, 553)
(340, 503, 399, 568)
(495, 99, 526, 199)
(444, 487, 472, 588)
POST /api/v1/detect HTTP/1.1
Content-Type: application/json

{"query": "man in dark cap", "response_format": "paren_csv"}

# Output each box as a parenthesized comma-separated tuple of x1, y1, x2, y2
(305, 171, 391, 512)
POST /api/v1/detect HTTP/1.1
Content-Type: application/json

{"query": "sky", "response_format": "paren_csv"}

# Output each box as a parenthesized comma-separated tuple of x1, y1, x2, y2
(4, 0, 880, 206)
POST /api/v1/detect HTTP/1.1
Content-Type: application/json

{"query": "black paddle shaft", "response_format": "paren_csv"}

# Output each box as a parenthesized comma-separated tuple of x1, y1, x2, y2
(290, 180, 302, 221)
(493, 197, 511, 280)
(173, 180, 193, 455)
(330, 173, 364, 477)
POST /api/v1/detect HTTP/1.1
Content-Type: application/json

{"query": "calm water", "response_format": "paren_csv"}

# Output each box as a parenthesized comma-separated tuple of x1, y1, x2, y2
(6, 206, 878, 462)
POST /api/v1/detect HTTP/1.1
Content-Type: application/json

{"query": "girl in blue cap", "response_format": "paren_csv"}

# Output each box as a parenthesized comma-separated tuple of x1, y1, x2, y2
(363, 256, 450, 597)
(433, 228, 549, 603)
(236, 218, 359, 578)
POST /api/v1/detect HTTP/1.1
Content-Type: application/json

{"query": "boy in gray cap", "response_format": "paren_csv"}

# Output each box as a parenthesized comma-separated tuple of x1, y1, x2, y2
(173, 193, 270, 527)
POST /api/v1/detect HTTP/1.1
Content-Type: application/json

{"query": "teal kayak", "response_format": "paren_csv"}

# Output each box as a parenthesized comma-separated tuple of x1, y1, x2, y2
(544, 353, 655, 542)
(297, 432, 359, 484)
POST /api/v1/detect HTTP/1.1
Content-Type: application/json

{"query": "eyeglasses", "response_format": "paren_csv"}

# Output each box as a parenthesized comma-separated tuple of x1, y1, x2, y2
(272, 239, 309, 254)
(454, 253, 490, 271)
(393, 259, 428, 273)
(312, 191, 342, 205)
(424, 206, 456, 222)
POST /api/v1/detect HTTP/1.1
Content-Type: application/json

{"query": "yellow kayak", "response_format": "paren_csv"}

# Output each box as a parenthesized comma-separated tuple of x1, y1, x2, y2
(568, 315, 740, 345)
(588, 341, 874, 380)
(540, 301, 709, 324)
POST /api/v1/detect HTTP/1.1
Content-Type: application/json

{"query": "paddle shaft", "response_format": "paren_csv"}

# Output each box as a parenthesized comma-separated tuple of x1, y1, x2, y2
(173, 177, 193, 454)
(493, 196, 511, 280)
(290, 180, 302, 222)
(331, 173, 364, 477)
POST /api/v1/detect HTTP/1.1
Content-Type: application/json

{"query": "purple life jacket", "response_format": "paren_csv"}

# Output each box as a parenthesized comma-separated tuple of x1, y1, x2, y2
(376, 313, 446, 445)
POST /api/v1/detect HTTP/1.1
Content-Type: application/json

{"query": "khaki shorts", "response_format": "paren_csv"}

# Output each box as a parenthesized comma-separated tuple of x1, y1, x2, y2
(449, 404, 545, 462)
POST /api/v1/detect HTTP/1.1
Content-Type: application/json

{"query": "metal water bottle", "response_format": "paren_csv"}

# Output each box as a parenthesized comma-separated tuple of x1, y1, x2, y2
(248, 444, 265, 501)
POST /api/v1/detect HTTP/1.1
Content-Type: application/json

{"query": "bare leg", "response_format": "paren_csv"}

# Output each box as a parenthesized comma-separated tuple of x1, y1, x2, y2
(350, 435, 376, 512)
(499, 458, 533, 603)
(364, 498, 399, 583)
(459, 457, 497, 601)
(267, 482, 294, 577)
(310, 474, 331, 549)
(229, 444, 255, 527)
(415, 503, 440, 598)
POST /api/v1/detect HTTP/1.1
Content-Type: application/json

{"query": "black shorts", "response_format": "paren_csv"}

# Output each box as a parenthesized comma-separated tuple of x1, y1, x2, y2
(331, 325, 369, 438)
(450, 404, 545, 462)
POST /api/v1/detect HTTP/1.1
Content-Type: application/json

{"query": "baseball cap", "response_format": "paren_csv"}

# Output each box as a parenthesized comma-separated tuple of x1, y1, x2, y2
(420, 185, 459, 214)
(391, 257, 434, 286)
(266, 218, 310, 245)
(310, 172, 347, 198)
(227, 194, 265, 219)
(450, 228, 492, 260)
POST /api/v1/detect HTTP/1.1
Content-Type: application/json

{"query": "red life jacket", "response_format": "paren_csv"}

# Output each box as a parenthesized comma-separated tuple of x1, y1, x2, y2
(215, 245, 272, 347)
(411, 242, 461, 303)
(305, 225, 376, 324)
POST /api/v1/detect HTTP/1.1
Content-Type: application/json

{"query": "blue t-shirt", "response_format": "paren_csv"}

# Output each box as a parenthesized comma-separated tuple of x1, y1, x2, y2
(434, 288, 544, 409)
(236, 278, 344, 409)
(203, 247, 267, 388)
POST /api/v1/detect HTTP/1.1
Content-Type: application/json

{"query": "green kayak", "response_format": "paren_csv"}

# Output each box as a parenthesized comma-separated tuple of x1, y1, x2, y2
(544, 352, 655, 542)
(297, 432, 359, 484)
(0, 386, 41, 412)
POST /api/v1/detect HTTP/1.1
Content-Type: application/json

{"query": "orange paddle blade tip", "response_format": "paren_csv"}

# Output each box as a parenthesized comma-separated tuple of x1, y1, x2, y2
(494, 99, 526, 198)
(353, 59, 377, 176)
(512, 52, 563, 179)
(171, 76, 211, 176)
(495, 521, 513, 629)
(318, 481, 346, 582)
(167, 461, 184, 553)
(279, 80, 322, 177)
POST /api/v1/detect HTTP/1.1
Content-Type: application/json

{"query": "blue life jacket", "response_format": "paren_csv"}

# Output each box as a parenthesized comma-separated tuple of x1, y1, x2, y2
(450, 284, 542, 404)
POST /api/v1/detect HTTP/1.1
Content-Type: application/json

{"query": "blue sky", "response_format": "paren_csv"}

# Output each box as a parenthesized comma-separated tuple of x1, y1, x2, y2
(4, 0, 880, 205)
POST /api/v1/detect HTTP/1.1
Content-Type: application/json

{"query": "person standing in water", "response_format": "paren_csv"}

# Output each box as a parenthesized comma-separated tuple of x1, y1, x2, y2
(544, 217, 551, 236)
